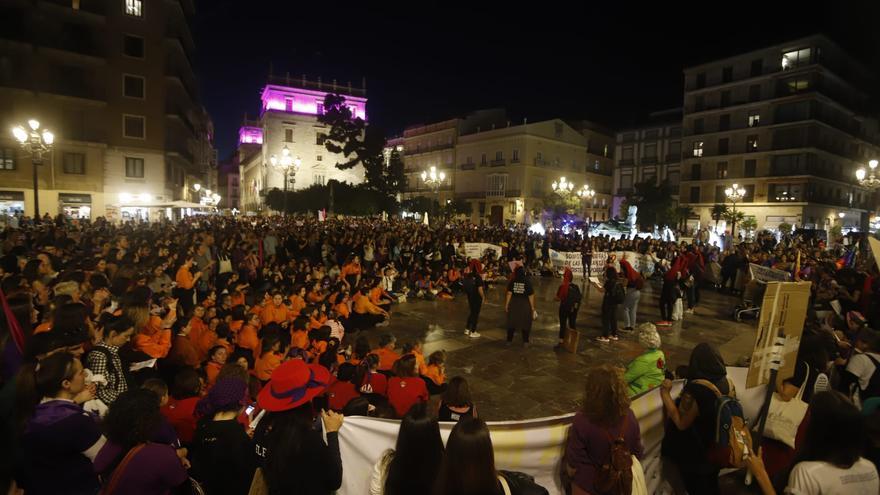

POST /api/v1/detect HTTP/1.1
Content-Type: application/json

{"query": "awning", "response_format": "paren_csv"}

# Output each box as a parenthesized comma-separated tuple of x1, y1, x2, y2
(110, 201, 213, 209)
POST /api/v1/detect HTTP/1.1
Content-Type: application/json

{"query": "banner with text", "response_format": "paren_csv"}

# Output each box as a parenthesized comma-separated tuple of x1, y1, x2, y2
(464, 242, 503, 260)
(548, 250, 656, 278)
(337, 367, 763, 495)
(748, 263, 792, 283)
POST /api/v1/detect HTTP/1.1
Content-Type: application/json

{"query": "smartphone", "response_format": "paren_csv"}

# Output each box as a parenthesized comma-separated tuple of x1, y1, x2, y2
(245, 403, 256, 416)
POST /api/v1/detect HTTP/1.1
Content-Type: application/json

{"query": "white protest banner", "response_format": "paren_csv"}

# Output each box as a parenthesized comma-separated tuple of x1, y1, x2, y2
(548, 250, 608, 278)
(464, 242, 503, 260)
(749, 263, 792, 283)
(337, 367, 763, 495)
(747, 281, 811, 388)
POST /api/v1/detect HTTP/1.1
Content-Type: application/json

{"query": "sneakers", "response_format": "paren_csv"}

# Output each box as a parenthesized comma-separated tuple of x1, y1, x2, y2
(685, 308, 695, 315)
(596, 336, 611, 343)
(813, 373, 830, 394)
(610, 335, 620, 341)
(656, 321, 673, 326)
(464, 329, 471, 336)
(468, 331, 481, 339)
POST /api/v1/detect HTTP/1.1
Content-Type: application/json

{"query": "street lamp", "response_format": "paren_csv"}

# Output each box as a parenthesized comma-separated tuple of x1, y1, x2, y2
(725, 183, 746, 241)
(856, 160, 880, 189)
(420, 166, 446, 218)
(551, 176, 575, 196)
(11, 119, 54, 221)
(775, 191, 796, 202)
(270, 145, 301, 215)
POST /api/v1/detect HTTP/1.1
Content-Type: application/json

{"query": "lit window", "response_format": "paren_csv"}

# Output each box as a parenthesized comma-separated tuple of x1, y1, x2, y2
(786, 79, 810, 93)
(747, 135, 759, 152)
(125, 157, 144, 178)
(748, 111, 761, 128)
(692, 141, 704, 157)
(781, 48, 811, 70)
(125, 0, 143, 17)
(285, 98, 293, 112)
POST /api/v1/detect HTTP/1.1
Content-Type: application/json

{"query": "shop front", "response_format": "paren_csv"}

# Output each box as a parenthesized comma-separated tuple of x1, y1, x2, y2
(0, 191, 25, 215)
(58, 193, 92, 219)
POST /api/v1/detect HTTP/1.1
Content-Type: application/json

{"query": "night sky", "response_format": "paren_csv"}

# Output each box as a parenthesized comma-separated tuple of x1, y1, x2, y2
(194, 1, 880, 159)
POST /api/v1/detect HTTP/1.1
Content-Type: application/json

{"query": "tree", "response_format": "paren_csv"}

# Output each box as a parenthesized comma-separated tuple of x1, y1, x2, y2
(674, 205, 694, 232)
(711, 204, 729, 229)
(740, 216, 758, 239)
(444, 198, 472, 217)
(777, 221, 793, 235)
(723, 209, 745, 239)
(626, 180, 675, 229)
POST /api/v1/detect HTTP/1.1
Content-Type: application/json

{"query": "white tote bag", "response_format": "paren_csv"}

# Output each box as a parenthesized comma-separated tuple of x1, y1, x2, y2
(764, 364, 810, 449)
(671, 299, 684, 321)
(218, 255, 233, 274)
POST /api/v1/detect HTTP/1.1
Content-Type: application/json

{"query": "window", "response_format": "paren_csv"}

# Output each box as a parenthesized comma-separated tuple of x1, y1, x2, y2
(694, 118, 704, 134)
(316, 155, 322, 161)
(284, 129, 293, 142)
(689, 186, 700, 203)
(125, 0, 143, 17)
(316, 134, 325, 145)
(744, 159, 757, 177)
(719, 114, 730, 131)
(123, 74, 145, 99)
(747, 135, 759, 152)
(125, 157, 144, 178)
(749, 84, 761, 102)
(667, 170, 680, 186)
(620, 173, 633, 191)
(0, 148, 14, 170)
(750, 59, 763, 77)
(285, 98, 293, 112)
(123, 115, 145, 139)
(669, 141, 681, 157)
(603, 144, 608, 157)
(714, 185, 726, 202)
(722, 66, 733, 83)
(314, 175, 325, 186)
(748, 111, 761, 128)
(512, 149, 519, 162)
(621, 146, 634, 161)
(62, 153, 85, 174)
(785, 78, 810, 93)
(782, 48, 811, 70)
(495, 151, 503, 161)
(594, 160, 600, 171)
(695, 95, 705, 112)
(644, 143, 657, 159)
(743, 185, 755, 203)
(645, 129, 660, 140)
(531, 177, 545, 197)
(718, 138, 729, 155)
(123, 34, 144, 58)
(720, 90, 731, 107)
(554, 122, 563, 137)
(316, 103, 324, 116)
(716, 161, 728, 179)
(466, 156, 473, 164)
(692, 141, 704, 157)
(691, 163, 701, 180)
(696, 72, 706, 89)
(486, 175, 506, 198)
(480, 153, 487, 166)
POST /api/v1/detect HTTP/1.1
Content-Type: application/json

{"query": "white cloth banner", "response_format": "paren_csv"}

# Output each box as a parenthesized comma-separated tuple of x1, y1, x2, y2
(464, 242, 503, 260)
(336, 367, 763, 495)
(749, 263, 792, 283)
(548, 250, 657, 278)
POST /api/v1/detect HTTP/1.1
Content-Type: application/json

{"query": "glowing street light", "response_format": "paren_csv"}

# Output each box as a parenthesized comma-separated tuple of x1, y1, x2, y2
(11, 118, 54, 221)
(725, 183, 746, 240)
(856, 159, 880, 189)
(270, 145, 301, 214)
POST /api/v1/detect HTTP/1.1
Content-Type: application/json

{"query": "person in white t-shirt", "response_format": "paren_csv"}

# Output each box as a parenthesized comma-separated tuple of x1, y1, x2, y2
(747, 391, 879, 495)
(845, 329, 880, 404)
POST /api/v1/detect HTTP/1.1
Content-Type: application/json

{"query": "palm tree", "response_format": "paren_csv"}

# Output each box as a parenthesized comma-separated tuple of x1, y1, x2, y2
(723, 210, 745, 240)
(676, 206, 694, 232)
(711, 204, 729, 230)
(740, 216, 757, 239)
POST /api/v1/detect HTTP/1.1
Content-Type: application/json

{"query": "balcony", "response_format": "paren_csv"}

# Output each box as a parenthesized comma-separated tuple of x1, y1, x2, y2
(619, 159, 634, 166)
(461, 163, 476, 170)
(641, 156, 658, 165)
(490, 159, 506, 167)
(404, 143, 454, 156)
(534, 158, 550, 167)
(665, 154, 681, 163)
(504, 189, 522, 198)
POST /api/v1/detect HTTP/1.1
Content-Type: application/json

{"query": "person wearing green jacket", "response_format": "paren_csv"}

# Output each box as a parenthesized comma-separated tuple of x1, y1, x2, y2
(624, 323, 666, 397)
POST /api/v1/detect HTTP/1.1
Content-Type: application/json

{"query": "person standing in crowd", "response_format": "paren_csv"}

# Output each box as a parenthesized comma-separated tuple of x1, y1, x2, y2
(174, 257, 201, 316)
(684, 246, 705, 315)
(462, 260, 484, 339)
(505, 266, 535, 346)
(564, 364, 644, 495)
(190, 377, 254, 495)
(619, 253, 642, 331)
(369, 403, 444, 495)
(581, 239, 593, 279)
(555, 267, 581, 349)
(657, 256, 685, 326)
(251, 359, 342, 495)
(93, 389, 188, 494)
(85, 314, 135, 406)
(624, 323, 666, 397)
(660, 343, 730, 495)
(591, 266, 622, 343)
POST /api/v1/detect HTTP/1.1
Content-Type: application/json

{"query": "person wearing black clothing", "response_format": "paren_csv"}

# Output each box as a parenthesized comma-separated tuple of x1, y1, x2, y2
(581, 240, 593, 278)
(591, 267, 621, 342)
(462, 262, 485, 339)
(720, 250, 740, 293)
(505, 267, 535, 345)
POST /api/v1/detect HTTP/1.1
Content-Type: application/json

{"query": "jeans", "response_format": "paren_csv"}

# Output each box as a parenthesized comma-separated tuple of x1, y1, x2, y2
(601, 300, 618, 337)
(623, 288, 640, 328)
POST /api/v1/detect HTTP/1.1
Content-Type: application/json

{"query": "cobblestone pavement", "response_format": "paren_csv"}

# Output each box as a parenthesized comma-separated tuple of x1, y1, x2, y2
(361, 275, 758, 421)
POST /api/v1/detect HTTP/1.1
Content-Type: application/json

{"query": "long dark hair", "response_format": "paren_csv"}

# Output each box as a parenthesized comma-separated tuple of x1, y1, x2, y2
(15, 352, 79, 430)
(434, 417, 499, 495)
(261, 404, 318, 493)
(442, 376, 472, 408)
(385, 403, 444, 495)
(797, 391, 865, 467)
(103, 389, 162, 451)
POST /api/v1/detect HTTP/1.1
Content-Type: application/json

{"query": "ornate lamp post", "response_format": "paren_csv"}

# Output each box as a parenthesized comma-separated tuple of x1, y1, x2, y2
(551, 176, 575, 196)
(724, 183, 746, 240)
(856, 160, 880, 189)
(577, 184, 596, 222)
(420, 165, 446, 217)
(270, 145, 301, 215)
(11, 119, 54, 221)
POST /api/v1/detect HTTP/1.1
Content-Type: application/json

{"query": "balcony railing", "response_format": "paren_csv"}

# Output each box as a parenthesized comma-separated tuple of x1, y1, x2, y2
(404, 143, 454, 156)
(641, 156, 658, 165)
(534, 158, 550, 167)
(461, 163, 475, 170)
(619, 159, 634, 166)
(504, 189, 522, 197)
(490, 159, 506, 167)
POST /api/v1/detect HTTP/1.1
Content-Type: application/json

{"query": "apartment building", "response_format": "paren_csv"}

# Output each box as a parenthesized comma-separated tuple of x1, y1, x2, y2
(0, 0, 215, 221)
(614, 109, 683, 212)
(679, 35, 879, 232)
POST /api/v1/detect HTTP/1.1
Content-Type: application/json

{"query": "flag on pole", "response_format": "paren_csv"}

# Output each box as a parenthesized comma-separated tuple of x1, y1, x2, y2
(794, 251, 801, 281)
(423, 212, 429, 225)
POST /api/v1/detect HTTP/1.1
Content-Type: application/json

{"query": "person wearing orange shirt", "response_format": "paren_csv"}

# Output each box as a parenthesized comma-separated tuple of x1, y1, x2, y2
(403, 341, 428, 376)
(253, 332, 286, 383)
(236, 313, 261, 357)
(289, 316, 310, 350)
(132, 301, 176, 359)
(306, 282, 325, 304)
(289, 285, 308, 318)
(167, 317, 199, 368)
(369, 283, 393, 314)
(423, 350, 448, 394)
(351, 287, 389, 330)
(259, 292, 291, 326)
(371, 333, 400, 372)
(174, 257, 202, 315)
(203, 345, 227, 388)
(189, 306, 211, 360)
(341, 255, 362, 290)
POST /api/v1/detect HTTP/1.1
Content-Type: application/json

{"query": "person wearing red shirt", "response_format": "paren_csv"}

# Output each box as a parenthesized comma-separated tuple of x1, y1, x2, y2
(387, 354, 429, 418)
(161, 368, 203, 444)
(354, 354, 387, 396)
(325, 363, 360, 412)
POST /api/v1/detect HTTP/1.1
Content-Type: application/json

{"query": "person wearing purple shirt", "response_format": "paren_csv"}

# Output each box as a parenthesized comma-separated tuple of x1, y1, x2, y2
(93, 389, 187, 495)
(564, 365, 644, 495)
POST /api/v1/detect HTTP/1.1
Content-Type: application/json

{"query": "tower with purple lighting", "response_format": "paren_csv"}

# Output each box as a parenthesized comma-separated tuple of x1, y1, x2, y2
(238, 74, 367, 212)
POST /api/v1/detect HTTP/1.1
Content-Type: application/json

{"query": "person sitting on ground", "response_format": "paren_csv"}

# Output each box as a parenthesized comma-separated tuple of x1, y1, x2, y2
(86, 314, 135, 406)
(438, 376, 477, 422)
(372, 334, 400, 373)
(369, 402, 444, 495)
(203, 345, 227, 388)
(423, 350, 448, 395)
(160, 368, 203, 445)
(354, 354, 388, 397)
(387, 354, 429, 418)
(623, 323, 666, 397)
(325, 363, 360, 412)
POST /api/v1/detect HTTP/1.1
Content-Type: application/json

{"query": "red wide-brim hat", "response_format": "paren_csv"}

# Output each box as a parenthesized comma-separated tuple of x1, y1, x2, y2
(257, 360, 331, 412)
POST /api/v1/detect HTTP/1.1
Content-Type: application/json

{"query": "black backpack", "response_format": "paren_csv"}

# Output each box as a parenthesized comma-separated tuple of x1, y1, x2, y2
(610, 281, 626, 304)
(565, 284, 582, 309)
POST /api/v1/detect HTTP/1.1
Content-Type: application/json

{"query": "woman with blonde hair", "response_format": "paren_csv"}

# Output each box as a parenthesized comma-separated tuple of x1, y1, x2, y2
(564, 364, 644, 495)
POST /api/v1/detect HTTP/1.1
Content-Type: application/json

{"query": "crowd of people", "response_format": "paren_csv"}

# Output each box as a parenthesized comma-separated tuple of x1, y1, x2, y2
(0, 214, 878, 494)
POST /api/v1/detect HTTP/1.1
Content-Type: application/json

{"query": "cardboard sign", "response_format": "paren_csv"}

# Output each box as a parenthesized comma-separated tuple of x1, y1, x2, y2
(746, 281, 812, 389)
(869, 237, 880, 271)
(749, 263, 792, 283)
